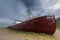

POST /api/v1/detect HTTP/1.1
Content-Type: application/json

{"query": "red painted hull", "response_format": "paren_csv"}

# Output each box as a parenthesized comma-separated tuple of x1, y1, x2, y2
(8, 15, 56, 34)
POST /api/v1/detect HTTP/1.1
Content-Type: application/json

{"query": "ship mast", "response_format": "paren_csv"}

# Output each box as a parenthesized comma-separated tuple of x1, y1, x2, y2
(28, 8, 35, 19)
(28, 8, 32, 18)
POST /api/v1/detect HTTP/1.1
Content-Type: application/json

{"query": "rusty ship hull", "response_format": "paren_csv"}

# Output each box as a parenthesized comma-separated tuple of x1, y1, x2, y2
(8, 15, 56, 34)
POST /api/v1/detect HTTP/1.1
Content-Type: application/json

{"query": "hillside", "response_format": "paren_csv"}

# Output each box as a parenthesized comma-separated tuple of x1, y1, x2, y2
(56, 17, 60, 24)
(0, 28, 60, 40)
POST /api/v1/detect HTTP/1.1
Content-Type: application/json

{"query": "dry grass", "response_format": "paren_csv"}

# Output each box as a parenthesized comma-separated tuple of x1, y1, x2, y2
(56, 24, 60, 30)
(0, 28, 59, 40)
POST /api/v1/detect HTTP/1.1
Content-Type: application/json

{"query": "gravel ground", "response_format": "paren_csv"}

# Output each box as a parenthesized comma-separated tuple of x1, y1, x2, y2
(0, 28, 60, 40)
(55, 30, 60, 39)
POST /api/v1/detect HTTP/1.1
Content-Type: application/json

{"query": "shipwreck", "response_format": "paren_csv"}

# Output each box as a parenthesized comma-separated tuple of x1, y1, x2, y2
(8, 15, 56, 35)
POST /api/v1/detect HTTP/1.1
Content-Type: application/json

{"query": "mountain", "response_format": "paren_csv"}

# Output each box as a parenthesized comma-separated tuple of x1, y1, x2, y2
(56, 17, 60, 24)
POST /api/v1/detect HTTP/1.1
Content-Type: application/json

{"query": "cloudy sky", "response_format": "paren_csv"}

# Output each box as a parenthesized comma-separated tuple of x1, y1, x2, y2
(0, 0, 60, 27)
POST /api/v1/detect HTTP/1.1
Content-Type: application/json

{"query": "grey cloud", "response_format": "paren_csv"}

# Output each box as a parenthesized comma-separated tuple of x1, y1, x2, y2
(0, 0, 60, 27)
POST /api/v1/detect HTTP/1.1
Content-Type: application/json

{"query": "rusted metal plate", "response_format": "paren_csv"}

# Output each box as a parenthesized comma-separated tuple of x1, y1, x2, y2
(8, 15, 56, 34)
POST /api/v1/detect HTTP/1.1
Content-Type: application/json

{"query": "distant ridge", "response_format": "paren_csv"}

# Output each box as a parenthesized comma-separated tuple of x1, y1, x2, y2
(56, 17, 60, 24)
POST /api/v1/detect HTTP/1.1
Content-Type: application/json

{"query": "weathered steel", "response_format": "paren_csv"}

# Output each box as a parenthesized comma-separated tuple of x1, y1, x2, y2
(8, 15, 56, 34)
